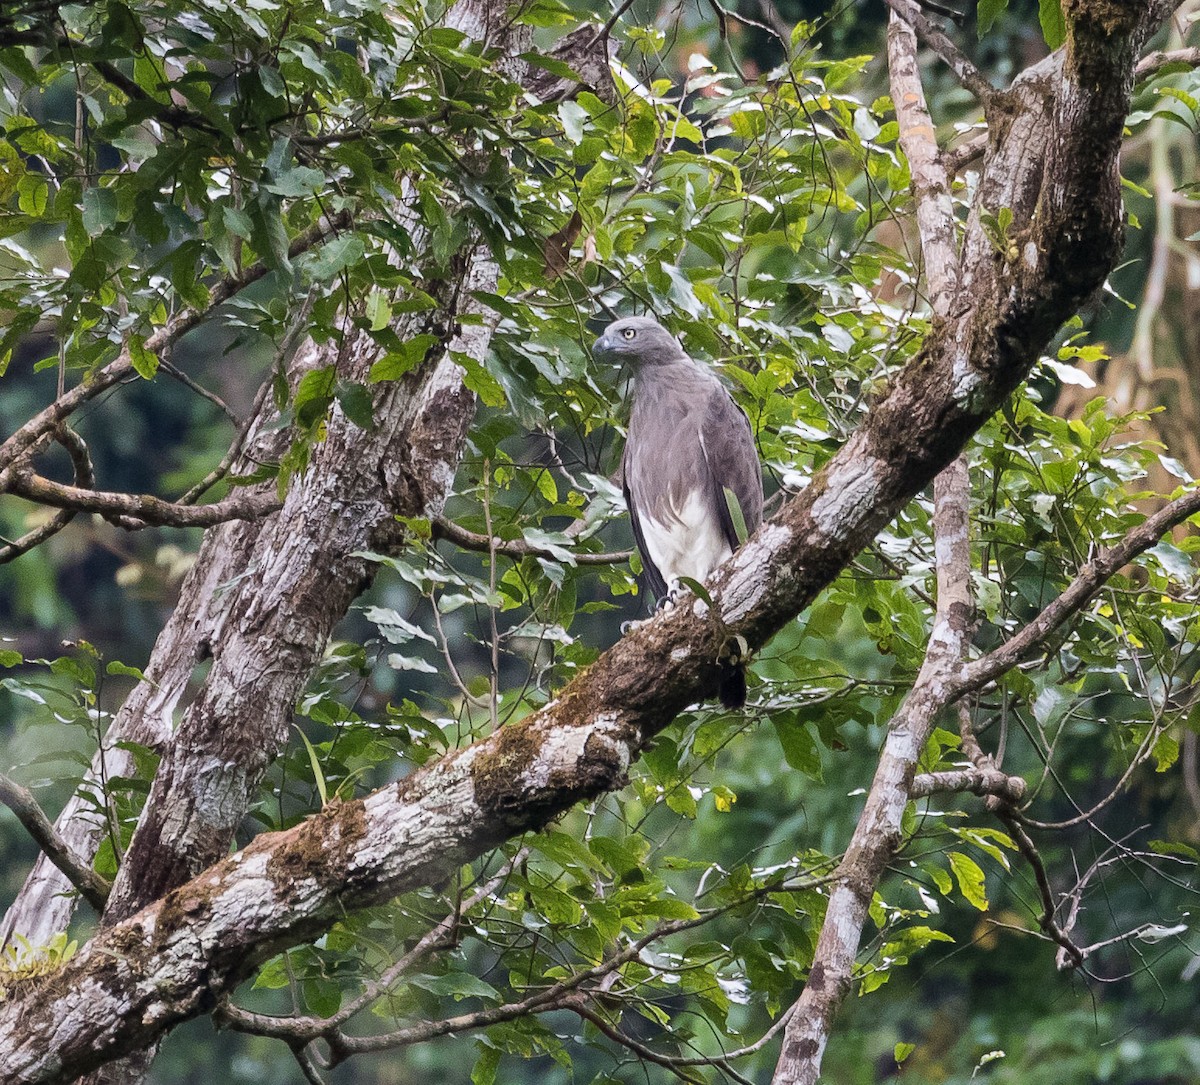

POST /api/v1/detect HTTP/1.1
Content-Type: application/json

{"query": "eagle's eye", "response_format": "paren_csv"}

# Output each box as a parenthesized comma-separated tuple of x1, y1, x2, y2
(621, 327, 636, 340)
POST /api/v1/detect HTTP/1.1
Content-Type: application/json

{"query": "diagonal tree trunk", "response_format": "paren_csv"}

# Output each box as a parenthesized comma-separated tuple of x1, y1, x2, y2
(0, 2, 1180, 1083)
(1, 7, 538, 1085)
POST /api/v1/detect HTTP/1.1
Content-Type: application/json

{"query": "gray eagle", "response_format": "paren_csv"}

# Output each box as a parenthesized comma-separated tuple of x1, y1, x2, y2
(592, 316, 764, 707)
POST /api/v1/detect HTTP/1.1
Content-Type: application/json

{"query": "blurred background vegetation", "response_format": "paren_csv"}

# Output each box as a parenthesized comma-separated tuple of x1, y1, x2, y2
(2, 0, 1200, 1082)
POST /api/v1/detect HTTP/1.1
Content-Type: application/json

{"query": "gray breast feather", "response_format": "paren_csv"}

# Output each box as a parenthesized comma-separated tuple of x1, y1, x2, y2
(623, 362, 762, 599)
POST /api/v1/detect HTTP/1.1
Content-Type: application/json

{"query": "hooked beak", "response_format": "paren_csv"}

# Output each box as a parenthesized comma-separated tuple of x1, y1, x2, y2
(591, 332, 611, 356)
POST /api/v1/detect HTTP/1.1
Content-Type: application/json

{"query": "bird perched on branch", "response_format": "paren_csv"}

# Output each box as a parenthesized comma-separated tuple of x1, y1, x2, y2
(592, 316, 764, 708)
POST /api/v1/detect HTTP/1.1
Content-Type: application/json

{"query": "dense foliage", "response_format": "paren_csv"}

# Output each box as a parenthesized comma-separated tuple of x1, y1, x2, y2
(1, 1, 1199, 1082)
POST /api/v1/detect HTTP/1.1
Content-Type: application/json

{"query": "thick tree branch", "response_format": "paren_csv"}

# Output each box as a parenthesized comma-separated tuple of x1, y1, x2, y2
(0, 775, 110, 912)
(772, 455, 973, 1085)
(767, 30, 977, 1081)
(0, 459, 1194, 1080)
(0, 2, 1180, 1080)
(887, 9, 960, 315)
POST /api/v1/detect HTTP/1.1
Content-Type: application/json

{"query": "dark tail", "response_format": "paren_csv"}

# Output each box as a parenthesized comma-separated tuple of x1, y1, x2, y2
(717, 661, 747, 709)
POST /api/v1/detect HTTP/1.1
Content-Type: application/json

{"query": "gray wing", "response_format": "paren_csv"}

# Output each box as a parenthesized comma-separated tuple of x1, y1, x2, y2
(622, 445, 669, 600)
(699, 384, 763, 551)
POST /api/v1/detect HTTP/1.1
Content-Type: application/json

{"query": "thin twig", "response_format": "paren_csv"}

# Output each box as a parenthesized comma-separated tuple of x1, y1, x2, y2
(1135, 46, 1200, 80)
(944, 133, 987, 174)
(960, 483, 1200, 695)
(218, 849, 529, 1042)
(994, 809, 1084, 969)
(178, 378, 273, 505)
(433, 516, 632, 565)
(157, 359, 240, 424)
(572, 1001, 744, 1085)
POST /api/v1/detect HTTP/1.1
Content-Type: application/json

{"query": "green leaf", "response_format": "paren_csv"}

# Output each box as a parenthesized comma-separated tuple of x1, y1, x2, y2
(128, 338, 159, 380)
(408, 972, 501, 1001)
(265, 164, 325, 198)
(1039, 0, 1065, 49)
(772, 717, 822, 780)
(723, 486, 749, 545)
(302, 977, 341, 1017)
(294, 365, 336, 428)
(895, 1042, 916, 1064)
(295, 727, 328, 807)
(305, 235, 365, 282)
(948, 851, 988, 911)
(471, 1044, 500, 1085)
(336, 381, 374, 430)
(222, 205, 254, 239)
(1152, 732, 1179, 773)
(976, 0, 1009, 39)
(82, 187, 118, 236)
(676, 576, 712, 605)
(368, 334, 440, 381)
(365, 289, 392, 331)
(17, 175, 48, 216)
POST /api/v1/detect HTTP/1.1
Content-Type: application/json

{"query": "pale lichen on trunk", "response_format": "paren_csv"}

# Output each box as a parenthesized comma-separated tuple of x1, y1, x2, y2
(0, 3, 1184, 1084)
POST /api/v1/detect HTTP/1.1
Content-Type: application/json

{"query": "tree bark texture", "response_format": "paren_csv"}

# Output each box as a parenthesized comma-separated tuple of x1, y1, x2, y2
(1, 6, 519, 1080)
(0, 1, 1180, 1082)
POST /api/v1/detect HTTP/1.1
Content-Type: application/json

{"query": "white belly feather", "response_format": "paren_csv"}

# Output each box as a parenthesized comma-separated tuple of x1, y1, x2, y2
(638, 488, 731, 592)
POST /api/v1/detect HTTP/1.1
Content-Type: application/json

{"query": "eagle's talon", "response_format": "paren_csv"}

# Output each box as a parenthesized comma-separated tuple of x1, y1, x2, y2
(719, 633, 750, 666)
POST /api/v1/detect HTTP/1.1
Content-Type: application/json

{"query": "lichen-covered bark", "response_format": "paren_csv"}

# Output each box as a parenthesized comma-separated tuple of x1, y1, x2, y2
(0, 1, 1178, 1081)
(0, 716, 633, 1085)
(1, 3, 518, 1080)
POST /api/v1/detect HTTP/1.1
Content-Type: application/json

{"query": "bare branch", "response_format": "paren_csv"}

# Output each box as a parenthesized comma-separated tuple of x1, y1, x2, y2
(0, 774, 110, 912)
(994, 810, 1085, 970)
(882, 0, 997, 107)
(956, 686, 1086, 969)
(217, 848, 531, 1044)
(572, 1000, 751, 1085)
(329, 912, 717, 1062)
(910, 767, 1026, 801)
(6, 469, 281, 529)
(944, 133, 987, 174)
(772, 456, 973, 1085)
(1135, 45, 1200, 79)
(888, 7, 960, 315)
(157, 359, 241, 424)
(178, 378, 275, 506)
